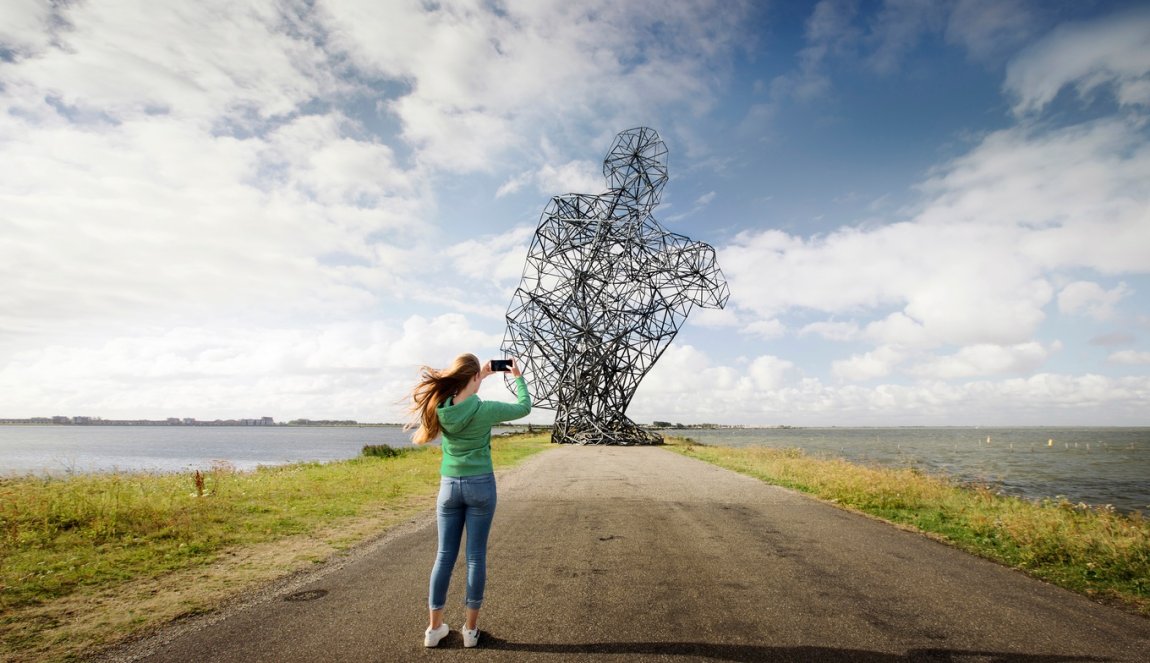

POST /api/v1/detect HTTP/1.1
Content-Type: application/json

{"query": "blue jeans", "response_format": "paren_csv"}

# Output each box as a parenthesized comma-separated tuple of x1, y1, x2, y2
(428, 473, 497, 611)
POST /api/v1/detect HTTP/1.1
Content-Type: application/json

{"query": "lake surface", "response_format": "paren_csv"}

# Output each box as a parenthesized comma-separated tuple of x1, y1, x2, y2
(658, 427, 1150, 514)
(0, 426, 429, 475)
(2, 425, 1147, 514)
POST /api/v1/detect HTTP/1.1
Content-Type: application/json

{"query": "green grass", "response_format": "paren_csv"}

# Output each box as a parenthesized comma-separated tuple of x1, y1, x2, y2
(0, 433, 552, 658)
(666, 437, 1150, 617)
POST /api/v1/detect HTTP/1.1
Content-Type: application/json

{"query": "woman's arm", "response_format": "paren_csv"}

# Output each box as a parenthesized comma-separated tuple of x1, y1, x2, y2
(478, 375, 531, 423)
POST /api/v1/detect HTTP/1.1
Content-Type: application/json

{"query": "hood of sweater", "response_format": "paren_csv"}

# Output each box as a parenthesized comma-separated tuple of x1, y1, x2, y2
(437, 394, 480, 434)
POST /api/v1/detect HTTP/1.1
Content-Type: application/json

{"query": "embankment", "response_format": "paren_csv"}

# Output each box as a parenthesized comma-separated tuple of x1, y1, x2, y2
(667, 436, 1150, 617)
(0, 434, 551, 661)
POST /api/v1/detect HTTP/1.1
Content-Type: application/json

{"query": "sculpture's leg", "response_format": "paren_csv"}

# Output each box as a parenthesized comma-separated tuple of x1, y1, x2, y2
(597, 416, 663, 446)
(549, 402, 663, 446)
(550, 405, 570, 445)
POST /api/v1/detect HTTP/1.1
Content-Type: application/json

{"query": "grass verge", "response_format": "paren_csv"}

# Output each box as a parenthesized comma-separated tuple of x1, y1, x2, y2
(0, 433, 552, 661)
(664, 436, 1150, 617)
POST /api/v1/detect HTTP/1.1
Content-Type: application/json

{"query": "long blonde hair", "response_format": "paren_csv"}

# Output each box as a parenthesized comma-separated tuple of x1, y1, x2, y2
(406, 353, 481, 444)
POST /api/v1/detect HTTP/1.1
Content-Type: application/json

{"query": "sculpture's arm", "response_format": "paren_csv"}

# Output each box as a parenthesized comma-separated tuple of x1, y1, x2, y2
(679, 240, 730, 309)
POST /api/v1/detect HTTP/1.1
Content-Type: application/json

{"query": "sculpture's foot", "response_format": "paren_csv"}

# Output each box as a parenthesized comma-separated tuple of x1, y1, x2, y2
(551, 420, 663, 446)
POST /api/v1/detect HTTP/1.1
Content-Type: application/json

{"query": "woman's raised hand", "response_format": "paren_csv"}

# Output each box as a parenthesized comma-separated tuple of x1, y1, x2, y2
(480, 358, 521, 379)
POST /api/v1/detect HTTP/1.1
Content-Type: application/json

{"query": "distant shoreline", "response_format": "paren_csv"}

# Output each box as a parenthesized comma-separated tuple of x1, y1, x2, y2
(0, 420, 404, 428)
(4, 421, 1149, 429)
(0, 421, 552, 430)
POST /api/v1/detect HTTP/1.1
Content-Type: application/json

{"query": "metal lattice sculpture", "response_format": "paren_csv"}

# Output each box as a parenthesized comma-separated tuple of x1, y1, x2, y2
(501, 127, 730, 445)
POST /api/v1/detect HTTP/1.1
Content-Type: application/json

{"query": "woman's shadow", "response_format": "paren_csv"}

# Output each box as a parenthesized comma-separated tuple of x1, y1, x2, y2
(477, 634, 1111, 662)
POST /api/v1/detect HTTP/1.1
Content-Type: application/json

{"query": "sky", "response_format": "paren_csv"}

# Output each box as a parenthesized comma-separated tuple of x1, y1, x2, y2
(1, 0, 1148, 427)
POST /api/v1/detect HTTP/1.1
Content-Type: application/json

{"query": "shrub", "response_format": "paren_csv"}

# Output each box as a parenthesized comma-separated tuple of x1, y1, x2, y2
(361, 444, 408, 458)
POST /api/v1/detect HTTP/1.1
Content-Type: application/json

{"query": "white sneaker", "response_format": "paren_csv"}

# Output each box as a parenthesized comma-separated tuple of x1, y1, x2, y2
(424, 623, 449, 647)
(462, 625, 480, 648)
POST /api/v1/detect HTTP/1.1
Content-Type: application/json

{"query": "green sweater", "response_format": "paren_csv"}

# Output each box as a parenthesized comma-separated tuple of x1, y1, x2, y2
(436, 376, 531, 477)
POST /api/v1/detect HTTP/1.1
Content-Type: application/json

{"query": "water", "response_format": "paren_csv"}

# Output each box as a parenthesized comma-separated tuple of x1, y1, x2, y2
(659, 427, 1150, 514)
(4, 425, 1147, 514)
(0, 425, 426, 475)
(0, 425, 527, 476)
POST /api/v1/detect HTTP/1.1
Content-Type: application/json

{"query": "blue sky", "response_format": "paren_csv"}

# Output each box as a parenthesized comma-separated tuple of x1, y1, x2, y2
(1, 0, 1148, 426)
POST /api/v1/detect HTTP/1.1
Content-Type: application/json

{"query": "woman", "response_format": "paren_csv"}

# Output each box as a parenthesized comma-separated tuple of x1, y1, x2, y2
(408, 353, 531, 648)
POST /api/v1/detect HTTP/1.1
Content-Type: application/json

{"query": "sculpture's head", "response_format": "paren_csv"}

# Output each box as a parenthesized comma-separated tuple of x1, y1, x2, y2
(603, 127, 668, 212)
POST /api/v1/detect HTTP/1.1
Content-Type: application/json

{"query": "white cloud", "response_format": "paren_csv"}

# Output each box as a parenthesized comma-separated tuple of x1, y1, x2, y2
(630, 344, 1150, 425)
(497, 159, 607, 200)
(1109, 350, 1150, 366)
(723, 104, 1149, 403)
(495, 171, 534, 199)
(390, 314, 505, 369)
(0, 4, 450, 351)
(2, 1, 1147, 427)
(748, 355, 795, 391)
(1005, 7, 1150, 115)
(907, 342, 1053, 380)
(1057, 281, 1131, 320)
(444, 226, 535, 286)
(799, 320, 860, 341)
(742, 319, 786, 340)
(0, 315, 504, 421)
(321, 0, 752, 173)
(0, 0, 53, 56)
(633, 344, 738, 397)
(725, 112, 1150, 358)
(724, 221, 1053, 348)
(863, 312, 931, 347)
(1090, 332, 1136, 348)
(534, 160, 605, 197)
(0, 1, 760, 423)
(0, 110, 430, 340)
(689, 307, 740, 328)
(918, 118, 1150, 273)
(263, 114, 420, 209)
(0, 1, 338, 125)
(832, 346, 904, 382)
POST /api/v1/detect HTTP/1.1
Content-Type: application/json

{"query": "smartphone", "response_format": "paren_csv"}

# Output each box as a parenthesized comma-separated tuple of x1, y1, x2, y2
(490, 359, 513, 372)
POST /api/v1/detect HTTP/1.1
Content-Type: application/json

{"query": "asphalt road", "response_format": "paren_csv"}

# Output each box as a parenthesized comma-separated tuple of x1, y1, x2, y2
(101, 445, 1150, 662)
